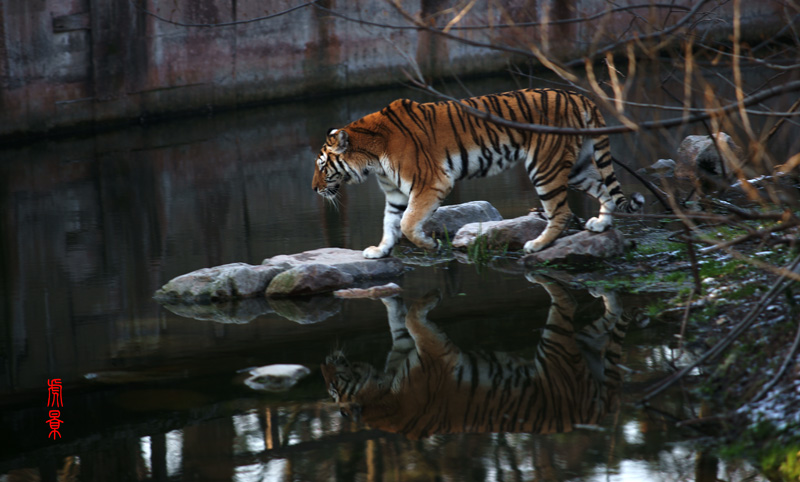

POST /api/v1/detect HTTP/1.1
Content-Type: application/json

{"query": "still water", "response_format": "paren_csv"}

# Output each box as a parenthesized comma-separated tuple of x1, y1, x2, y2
(1, 75, 792, 481)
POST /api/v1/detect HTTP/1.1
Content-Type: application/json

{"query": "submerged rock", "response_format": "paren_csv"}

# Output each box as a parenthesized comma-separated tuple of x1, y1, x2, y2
(240, 364, 312, 392)
(452, 212, 550, 251)
(423, 200, 503, 239)
(267, 294, 342, 324)
(159, 297, 273, 324)
(334, 282, 403, 299)
(522, 229, 631, 265)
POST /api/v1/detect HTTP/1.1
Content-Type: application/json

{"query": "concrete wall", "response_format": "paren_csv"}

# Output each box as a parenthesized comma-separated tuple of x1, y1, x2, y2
(0, 0, 786, 140)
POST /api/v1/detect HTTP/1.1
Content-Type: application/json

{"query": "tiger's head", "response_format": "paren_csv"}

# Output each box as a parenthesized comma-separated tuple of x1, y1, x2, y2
(320, 351, 389, 422)
(312, 128, 370, 200)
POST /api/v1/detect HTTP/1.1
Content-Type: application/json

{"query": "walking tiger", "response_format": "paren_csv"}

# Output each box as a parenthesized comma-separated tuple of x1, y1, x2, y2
(312, 88, 644, 258)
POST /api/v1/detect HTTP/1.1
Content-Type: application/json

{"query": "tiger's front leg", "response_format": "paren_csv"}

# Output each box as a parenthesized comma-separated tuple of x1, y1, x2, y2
(399, 191, 444, 252)
(363, 187, 408, 259)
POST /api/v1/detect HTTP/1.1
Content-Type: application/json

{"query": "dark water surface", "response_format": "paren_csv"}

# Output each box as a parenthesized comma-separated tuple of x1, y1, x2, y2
(3, 74, 794, 481)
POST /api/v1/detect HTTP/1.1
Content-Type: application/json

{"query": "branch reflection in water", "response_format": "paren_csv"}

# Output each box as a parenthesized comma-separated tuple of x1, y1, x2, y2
(321, 273, 627, 439)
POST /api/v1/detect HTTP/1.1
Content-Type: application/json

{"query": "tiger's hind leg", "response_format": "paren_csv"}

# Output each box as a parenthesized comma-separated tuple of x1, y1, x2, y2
(568, 139, 616, 233)
(524, 162, 574, 253)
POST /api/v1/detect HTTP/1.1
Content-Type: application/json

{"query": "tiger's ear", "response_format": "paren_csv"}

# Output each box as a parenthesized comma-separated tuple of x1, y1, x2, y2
(329, 129, 348, 155)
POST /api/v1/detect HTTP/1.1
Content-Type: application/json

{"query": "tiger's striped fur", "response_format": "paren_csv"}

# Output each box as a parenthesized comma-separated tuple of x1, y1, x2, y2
(320, 277, 628, 439)
(312, 88, 644, 258)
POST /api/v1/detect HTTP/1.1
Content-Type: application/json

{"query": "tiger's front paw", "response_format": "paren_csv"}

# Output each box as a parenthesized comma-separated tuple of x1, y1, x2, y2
(585, 216, 611, 233)
(523, 238, 549, 253)
(363, 246, 390, 259)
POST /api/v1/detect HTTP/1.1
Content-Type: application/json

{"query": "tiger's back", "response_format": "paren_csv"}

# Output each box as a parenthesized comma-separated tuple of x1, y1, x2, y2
(312, 88, 644, 257)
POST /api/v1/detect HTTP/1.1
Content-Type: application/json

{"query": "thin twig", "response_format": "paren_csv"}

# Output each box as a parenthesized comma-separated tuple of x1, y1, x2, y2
(405, 75, 800, 136)
(750, 316, 800, 403)
(611, 159, 673, 212)
(314, 2, 691, 31)
(697, 218, 800, 253)
(131, 0, 317, 28)
(685, 229, 702, 293)
(767, 96, 800, 141)
(677, 288, 696, 355)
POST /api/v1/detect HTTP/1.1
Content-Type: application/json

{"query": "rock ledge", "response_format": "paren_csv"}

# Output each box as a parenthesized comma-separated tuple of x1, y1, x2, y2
(155, 247, 404, 302)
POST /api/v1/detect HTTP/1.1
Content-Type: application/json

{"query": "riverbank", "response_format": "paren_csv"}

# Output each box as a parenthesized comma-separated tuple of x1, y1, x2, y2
(573, 212, 800, 480)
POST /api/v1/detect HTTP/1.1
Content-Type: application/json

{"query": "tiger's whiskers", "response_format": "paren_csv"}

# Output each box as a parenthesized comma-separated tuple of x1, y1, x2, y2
(325, 192, 342, 212)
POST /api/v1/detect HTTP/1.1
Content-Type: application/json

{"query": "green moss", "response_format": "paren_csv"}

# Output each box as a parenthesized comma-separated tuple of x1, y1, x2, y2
(466, 232, 508, 266)
(718, 423, 800, 482)
(698, 258, 746, 279)
(634, 240, 686, 257)
(645, 300, 668, 318)
(729, 283, 759, 300)
(663, 271, 689, 283)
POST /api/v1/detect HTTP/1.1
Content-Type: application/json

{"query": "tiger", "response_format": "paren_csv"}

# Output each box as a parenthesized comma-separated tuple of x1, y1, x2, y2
(312, 88, 644, 258)
(320, 275, 629, 439)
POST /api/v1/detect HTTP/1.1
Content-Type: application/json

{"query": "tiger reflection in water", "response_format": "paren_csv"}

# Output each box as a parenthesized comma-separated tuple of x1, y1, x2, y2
(320, 275, 628, 439)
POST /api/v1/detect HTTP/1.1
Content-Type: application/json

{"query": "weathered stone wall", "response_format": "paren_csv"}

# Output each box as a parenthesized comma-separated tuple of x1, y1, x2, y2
(0, 0, 785, 140)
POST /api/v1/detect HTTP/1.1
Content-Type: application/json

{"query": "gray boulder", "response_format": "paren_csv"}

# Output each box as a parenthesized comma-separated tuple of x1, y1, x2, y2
(522, 229, 631, 265)
(264, 248, 404, 297)
(675, 133, 743, 180)
(424, 200, 503, 239)
(452, 212, 549, 251)
(154, 263, 286, 303)
(155, 247, 405, 303)
(266, 264, 355, 297)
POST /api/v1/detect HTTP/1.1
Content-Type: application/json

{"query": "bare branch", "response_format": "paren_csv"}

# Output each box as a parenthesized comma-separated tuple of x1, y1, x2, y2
(642, 254, 800, 403)
(407, 77, 800, 136)
(131, 0, 317, 28)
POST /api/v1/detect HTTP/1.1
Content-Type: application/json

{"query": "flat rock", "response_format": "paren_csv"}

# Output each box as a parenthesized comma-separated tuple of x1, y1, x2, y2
(154, 263, 286, 303)
(522, 229, 631, 265)
(423, 200, 503, 238)
(155, 247, 405, 302)
(452, 212, 549, 251)
(264, 248, 405, 297)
